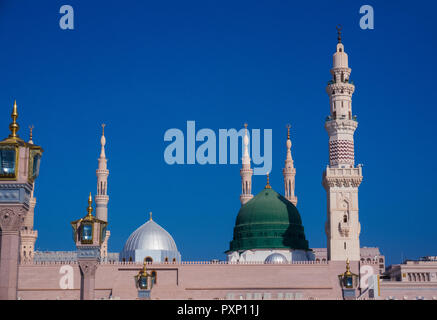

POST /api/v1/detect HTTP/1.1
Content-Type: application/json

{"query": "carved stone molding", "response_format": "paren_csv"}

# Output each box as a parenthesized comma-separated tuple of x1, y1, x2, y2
(0, 207, 26, 231)
(79, 261, 98, 277)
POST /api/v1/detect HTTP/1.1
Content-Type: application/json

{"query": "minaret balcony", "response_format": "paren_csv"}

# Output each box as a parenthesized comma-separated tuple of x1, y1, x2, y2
(326, 82, 355, 95)
(322, 166, 363, 189)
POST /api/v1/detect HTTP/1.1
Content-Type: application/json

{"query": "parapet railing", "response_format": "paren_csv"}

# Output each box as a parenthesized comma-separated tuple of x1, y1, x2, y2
(20, 260, 331, 266)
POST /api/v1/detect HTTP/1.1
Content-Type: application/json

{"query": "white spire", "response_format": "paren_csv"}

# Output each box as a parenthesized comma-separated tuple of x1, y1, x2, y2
(242, 123, 250, 165)
(100, 124, 106, 159)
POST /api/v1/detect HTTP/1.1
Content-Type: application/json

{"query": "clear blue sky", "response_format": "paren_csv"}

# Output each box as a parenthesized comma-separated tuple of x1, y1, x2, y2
(0, 1, 436, 266)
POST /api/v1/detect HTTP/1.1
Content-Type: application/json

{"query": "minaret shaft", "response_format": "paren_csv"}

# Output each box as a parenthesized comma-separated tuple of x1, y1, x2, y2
(283, 126, 297, 206)
(240, 124, 253, 206)
(95, 126, 109, 222)
(95, 125, 110, 261)
(323, 32, 362, 262)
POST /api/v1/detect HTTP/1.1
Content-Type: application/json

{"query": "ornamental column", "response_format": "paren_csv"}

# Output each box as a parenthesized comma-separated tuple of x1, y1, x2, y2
(322, 27, 363, 262)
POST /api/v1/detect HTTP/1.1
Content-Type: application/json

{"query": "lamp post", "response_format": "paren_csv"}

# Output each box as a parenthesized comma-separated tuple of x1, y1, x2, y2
(338, 259, 359, 300)
(135, 259, 154, 300)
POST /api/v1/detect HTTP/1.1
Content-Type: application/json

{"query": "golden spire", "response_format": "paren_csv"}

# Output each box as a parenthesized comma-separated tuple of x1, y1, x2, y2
(244, 123, 248, 129)
(286, 124, 291, 140)
(149, 211, 153, 221)
(265, 173, 271, 189)
(102, 123, 106, 136)
(85, 192, 94, 220)
(141, 258, 149, 275)
(8, 100, 20, 139)
(336, 25, 342, 44)
(345, 258, 351, 276)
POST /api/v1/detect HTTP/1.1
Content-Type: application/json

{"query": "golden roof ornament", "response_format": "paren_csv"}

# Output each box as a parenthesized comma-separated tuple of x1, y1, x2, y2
(8, 100, 20, 139)
(28, 125, 34, 144)
(141, 259, 149, 276)
(345, 258, 352, 276)
(84, 192, 94, 220)
(149, 211, 153, 221)
(336, 25, 342, 44)
(265, 173, 271, 189)
(286, 124, 291, 140)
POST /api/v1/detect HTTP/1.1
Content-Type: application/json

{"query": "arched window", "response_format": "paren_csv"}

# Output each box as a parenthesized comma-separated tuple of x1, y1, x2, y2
(129, 257, 132, 262)
(344, 242, 346, 250)
(172, 258, 176, 263)
(122, 258, 126, 262)
(145, 256, 153, 263)
(343, 215, 348, 223)
(164, 257, 169, 263)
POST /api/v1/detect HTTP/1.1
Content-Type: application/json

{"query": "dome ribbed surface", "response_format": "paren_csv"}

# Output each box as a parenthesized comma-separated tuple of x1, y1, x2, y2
(123, 219, 178, 252)
(229, 187, 309, 252)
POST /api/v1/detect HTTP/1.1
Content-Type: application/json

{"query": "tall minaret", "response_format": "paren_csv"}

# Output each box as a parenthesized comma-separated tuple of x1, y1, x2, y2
(283, 124, 297, 206)
(322, 27, 363, 262)
(95, 124, 110, 261)
(240, 123, 253, 206)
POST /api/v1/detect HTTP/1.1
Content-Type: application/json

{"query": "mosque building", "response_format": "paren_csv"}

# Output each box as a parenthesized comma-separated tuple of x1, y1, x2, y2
(0, 29, 437, 300)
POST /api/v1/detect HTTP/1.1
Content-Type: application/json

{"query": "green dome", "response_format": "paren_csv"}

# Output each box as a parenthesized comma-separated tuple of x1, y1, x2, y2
(229, 187, 309, 252)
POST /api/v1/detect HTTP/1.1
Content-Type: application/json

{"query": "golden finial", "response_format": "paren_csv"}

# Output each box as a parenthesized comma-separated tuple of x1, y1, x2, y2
(8, 100, 20, 139)
(85, 192, 93, 219)
(141, 258, 149, 274)
(345, 258, 351, 275)
(336, 25, 342, 44)
(29, 125, 34, 143)
(102, 123, 106, 136)
(244, 123, 248, 129)
(265, 173, 271, 189)
(149, 211, 153, 221)
(286, 124, 291, 140)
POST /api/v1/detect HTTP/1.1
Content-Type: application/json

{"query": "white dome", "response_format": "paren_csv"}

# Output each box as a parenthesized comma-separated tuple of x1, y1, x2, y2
(123, 219, 178, 252)
(264, 253, 288, 264)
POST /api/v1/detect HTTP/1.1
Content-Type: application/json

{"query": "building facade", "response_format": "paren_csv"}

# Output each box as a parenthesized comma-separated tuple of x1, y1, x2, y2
(1, 30, 436, 300)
